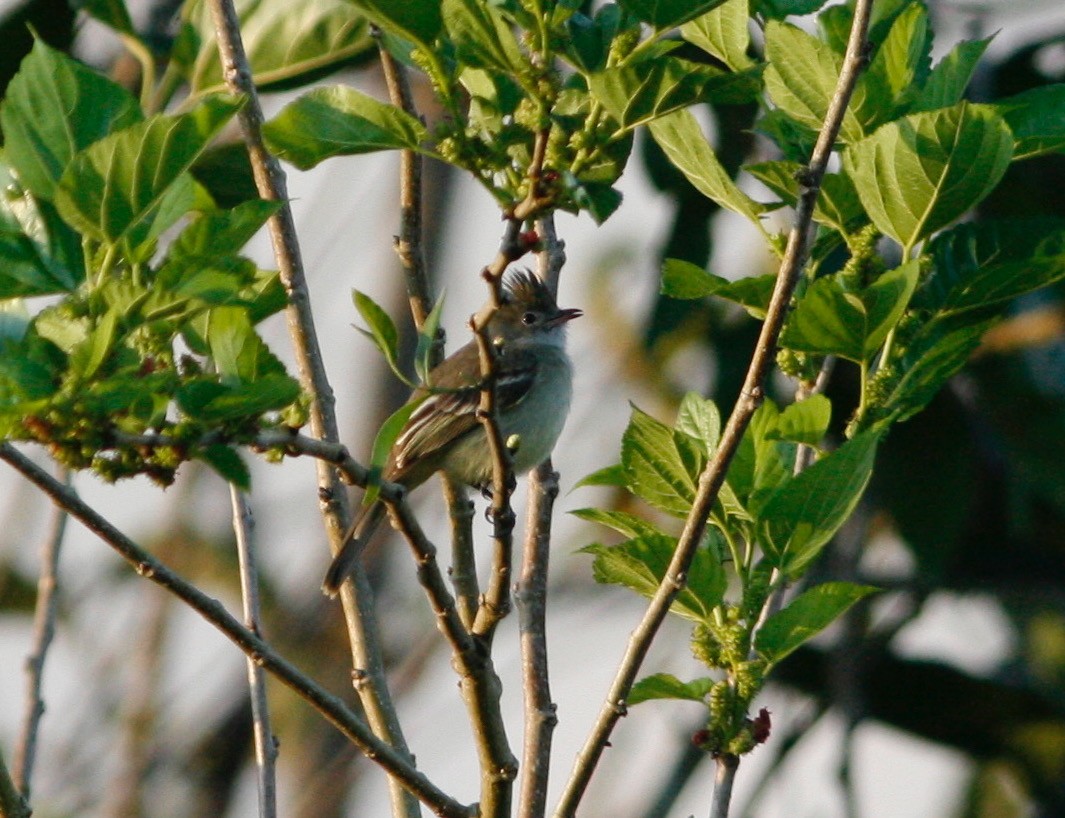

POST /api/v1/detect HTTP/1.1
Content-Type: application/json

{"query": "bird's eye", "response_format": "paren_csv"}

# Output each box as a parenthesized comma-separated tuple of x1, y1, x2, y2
(521, 311, 538, 325)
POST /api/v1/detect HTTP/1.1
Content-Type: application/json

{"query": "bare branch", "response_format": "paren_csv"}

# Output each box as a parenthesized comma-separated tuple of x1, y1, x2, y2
(553, 0, 875, 813)
(0, 748, 31, 818)
(0, 443, 474, 818)
(230, 488, 278, 818)
(13, 468, 68, 799)
(203, 1, 416, 810)
(516, 461, 560, 818)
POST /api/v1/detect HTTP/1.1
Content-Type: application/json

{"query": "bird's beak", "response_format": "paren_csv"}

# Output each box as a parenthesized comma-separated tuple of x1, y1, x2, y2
(550, 307, 583, 325)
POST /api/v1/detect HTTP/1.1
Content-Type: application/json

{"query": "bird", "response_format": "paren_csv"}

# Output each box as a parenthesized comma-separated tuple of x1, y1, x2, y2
(322, 269, 581, 596)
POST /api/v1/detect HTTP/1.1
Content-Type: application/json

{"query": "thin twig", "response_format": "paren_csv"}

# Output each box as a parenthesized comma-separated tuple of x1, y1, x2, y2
(0, 748, 31, 818)
(552, 1, 874, 813)
(0, 443, 473, 818)
(230, 488, 278, 818)
(443, 479, 479, 628)
(203, 2, 416, 812)
(13, 468, 68, 799)
(516, 461, 560, 818)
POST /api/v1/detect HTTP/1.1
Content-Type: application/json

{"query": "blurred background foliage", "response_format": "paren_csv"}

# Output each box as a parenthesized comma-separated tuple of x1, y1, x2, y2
(1, 0, 1064, 817)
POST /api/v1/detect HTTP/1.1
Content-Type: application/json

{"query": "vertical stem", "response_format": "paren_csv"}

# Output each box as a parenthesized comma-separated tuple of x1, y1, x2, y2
(204, 2, 418, 815)
(516, 462, 560, 818)
(0, 749, 31, 818)
(13, 469, 68, 799)
(230, 488, 278, 818)
(708, 755, 739, 818)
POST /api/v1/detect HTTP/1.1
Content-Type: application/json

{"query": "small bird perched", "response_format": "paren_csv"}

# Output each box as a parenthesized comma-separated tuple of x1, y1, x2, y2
(322, 270, 581, 596)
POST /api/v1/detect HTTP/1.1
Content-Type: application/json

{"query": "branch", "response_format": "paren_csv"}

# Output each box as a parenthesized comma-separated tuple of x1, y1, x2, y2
(13, 468, 68, 799)
(553, 1, 874, 813)
(0, 443, 474, 818)
(516, 461, 560, 818)
(229, 488, 278, 818)
(0, 745, 31, 818)
(203, 6, 420, 810)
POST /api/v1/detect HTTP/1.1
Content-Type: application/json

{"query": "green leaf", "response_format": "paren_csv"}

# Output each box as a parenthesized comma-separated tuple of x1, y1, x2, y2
(0, 226, 78, 298)
(344, 0, 442, 49)
(755, 581, 877, 665)
(169, 200, 280, 260)
(755, 0, 829, 18)
(763, 21, 867, 143)
(676, 392, 721, 452)
(177, 373, 300, 421)
(78, 0, 135, 34)
(629, 673, 714, 705)
(364, 398, 423, 506)
(443, 0, 525, 73)
(617, 0, 730, 30)
(570, 507, 665, 540)
(352, 289, 405, 382)
(769, 394, 831, 447)
(878, 317, 992, 424)
(747, 161, 865, 234)
(995, 84, 1065, 161)
(206, 306, 260, 384)
(590, 58, 761, 133)
(54, 95, 242, 259)
(621, 404, 697, 517)
(415, 292, 446, 385)
(0, 39, 142, 200)
(842, 102, 1013, 252)
(759, 430, 880, 574)
(186, 0, 374, 93)
(864, 1, 931, 115)
(565, 177, 624, 224)
(680, 0, 752, 72)
(912, 37, 992, 114)
(661, 258, 727, 300)
(574, 463, 627, 489)
(920, 219, 1065, 315)
(648, 109, 767, 229)
(781, 262, 920, 362)
(712, 275, 777, 319)
(199, 444, 251, 490)
(263, 85, 428, 169)
(70, 309, 119, 379)
(583, 534, 726, 622)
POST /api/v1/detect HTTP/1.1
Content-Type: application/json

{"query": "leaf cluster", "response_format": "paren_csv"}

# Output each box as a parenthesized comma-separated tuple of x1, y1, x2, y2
(0, 41, 302, 487)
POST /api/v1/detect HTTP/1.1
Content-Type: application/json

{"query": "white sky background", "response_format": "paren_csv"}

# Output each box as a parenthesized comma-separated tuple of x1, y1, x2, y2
(1, 1, 1064, 816)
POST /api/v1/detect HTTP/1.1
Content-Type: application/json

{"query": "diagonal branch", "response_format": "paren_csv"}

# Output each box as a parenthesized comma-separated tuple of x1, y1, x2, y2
(0, 443, 473, 818)
(552, 1, 875, 814)
(13, 467, 68, 800)
(203, 1, 417, 813)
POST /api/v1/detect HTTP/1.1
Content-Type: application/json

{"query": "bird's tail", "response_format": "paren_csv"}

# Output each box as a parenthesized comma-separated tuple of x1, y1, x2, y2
(321, 500, 387, 596)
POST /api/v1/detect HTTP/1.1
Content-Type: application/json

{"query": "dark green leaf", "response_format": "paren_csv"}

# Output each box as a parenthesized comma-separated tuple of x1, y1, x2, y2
(920, 220, 1065, 315)
(759, 430, 880, 574)
(648, 109, 767, 228)
(54, 95, 242, 259)
(177, 373, 300, 421)
(170, 200, 280, 260)
(755, 581, 877, 664)
(755, 0, 829, 18)
(566, 177, 624, 224)
(199, 444, 251, 490)
(995, 84, 1065, 161)
(0, 227, 77, 298)
(843, 102, 1013, 251)
(629, 673, 714, 705)
(364, 398, 423, 506)
(1, 39, 141, 199)
(415, 292, 446, 385)
(345, 0, 442, 48)
(713, 274, 777, 319)
(618, 0, 730, 30)
(264, 85, 428, 169)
